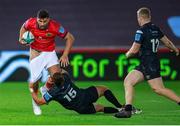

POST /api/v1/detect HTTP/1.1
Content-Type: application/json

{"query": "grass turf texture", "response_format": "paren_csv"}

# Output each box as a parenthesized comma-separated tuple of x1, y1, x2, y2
(0, 81, 180, 125)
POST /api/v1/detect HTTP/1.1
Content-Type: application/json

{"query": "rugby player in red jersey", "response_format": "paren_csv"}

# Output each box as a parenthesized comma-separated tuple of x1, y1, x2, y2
(19, 9, 75, 115)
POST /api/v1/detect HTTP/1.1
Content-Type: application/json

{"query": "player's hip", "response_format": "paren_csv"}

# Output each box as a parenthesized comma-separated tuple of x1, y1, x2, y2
(135, 64, 160, 80)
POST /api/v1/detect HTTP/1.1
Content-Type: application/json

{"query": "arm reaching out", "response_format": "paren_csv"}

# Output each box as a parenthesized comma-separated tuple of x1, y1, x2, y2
(160, 36, 179, 56)
(29, 88, 47, 105)
(59, 32, 75, 67)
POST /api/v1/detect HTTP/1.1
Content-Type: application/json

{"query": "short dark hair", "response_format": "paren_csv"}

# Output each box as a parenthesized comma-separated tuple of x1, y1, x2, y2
(137, 7, 151, 19)
(52, 72, 64, 86)
(37, 9, 49, 18)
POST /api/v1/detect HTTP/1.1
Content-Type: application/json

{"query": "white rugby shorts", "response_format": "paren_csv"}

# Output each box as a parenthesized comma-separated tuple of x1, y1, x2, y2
(29, 50, 59, 83)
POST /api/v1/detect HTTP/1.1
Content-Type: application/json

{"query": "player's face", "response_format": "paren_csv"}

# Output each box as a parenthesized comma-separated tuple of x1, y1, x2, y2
(37, 18, 50, 30)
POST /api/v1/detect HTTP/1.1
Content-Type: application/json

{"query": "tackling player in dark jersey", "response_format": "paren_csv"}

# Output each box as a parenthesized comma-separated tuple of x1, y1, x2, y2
(30, 70, 131, 114)
(115, 7, 180, 118)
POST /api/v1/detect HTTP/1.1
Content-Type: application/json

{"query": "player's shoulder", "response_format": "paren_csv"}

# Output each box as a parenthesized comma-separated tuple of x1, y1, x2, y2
(49, 19, 61, 27)
(139, 22, 160, 33)
(25, 17, 36, 27)
(26, 17, 36, 23)
(49, 19, 62, 32)
(136, 28, 144, 34)
(151, 23, 161, 29)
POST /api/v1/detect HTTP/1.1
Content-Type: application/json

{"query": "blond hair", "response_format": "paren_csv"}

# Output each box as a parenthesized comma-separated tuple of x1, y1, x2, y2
(137, 7, 151, 19)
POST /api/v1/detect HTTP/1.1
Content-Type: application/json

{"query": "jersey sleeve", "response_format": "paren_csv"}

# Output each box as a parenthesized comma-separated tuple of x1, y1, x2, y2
(57, 25, 68, 38)
(23, 18, 32, 30)
(134, 29, 143, 44)
(158, 27, 164, 39)
(43, 91, 53, 103)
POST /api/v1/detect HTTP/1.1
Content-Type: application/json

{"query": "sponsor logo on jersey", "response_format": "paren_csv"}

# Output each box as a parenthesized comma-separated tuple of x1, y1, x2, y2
(46, 33, 53, 37)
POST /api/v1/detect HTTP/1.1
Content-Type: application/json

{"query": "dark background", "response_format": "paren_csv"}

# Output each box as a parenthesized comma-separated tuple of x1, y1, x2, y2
(0, 0, 180, 50)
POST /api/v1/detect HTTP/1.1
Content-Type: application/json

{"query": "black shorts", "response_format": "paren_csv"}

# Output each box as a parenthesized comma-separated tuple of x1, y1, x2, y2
(136, 57, 161, 80)
(75, 86, 99, 114)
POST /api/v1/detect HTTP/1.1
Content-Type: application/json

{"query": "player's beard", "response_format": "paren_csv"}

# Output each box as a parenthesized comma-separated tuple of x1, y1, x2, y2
(37, 23, 48, 30)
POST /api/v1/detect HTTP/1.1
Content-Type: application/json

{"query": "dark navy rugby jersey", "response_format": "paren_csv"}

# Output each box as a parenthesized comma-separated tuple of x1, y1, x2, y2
(134, 22, 164, 56)
(43, 73, 82, 110)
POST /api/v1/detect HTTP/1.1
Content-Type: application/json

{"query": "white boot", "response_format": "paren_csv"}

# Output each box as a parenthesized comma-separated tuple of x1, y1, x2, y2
(32, 99, 42, 115)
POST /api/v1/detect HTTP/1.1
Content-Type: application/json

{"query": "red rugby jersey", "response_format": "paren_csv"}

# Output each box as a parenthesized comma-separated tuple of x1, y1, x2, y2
(24, 18, 68, 51)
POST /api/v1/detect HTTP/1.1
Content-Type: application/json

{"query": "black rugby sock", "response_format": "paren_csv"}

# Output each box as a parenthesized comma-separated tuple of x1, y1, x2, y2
(178, 102, 180, 105)
(104, 90, 122, 108)
(104, 107, 119, 113)
(125, 104, 132, 111)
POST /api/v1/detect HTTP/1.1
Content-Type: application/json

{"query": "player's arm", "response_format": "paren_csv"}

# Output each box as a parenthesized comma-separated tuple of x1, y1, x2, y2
(126, 42, 141, 58)
(19, 24, 28, 45)
(160, 36, 179, 56)
(59, 32, 75, 67)
(126, 29, 143, 58)
(29, 88, 47, 105)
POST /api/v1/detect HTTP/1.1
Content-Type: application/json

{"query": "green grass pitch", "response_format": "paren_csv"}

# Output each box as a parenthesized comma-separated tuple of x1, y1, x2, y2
(0, 81, 180, 125)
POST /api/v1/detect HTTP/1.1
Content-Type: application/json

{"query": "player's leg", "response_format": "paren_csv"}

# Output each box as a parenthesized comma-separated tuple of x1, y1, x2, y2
(29, 80, 42, 115)
(44, 77, 54, 89)
(39, 77, 54, 96)
(95, 86, 122, 108)
(76, 103, 118, 114)
(30, 80, 42, 115)
(40, 65, 61, 96)
(124, 70, 144, 105)
(94, 104, 119, 114)
(114, 69, 144, 118)
(46, 50, 62, 76)
(81, 86, 120, 114)
(41, 52, 61, 94)
(29, 52, 49, 115)
(41, 64, 61, 95)
(82, 86, 120, 114)
(47, 64, 61, 77)
(29, 81, 39, 94)
(148, 77, 180, 104)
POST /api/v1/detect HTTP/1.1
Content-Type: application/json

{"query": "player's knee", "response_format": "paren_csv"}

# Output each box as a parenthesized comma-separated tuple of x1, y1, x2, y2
(95, 104, 104, 112)
(48, 65, 61, 76)
(124, 79, 134, 87)
(96, 86, 108, 97)
(102, 86, 108, 92)
(98, 86, 108, 93)
(98, 107, 104, 112)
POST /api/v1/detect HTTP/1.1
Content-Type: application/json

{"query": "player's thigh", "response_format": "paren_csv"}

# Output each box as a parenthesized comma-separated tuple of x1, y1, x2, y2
(124, 70, 144, 86)
(29, 56, 46, 83)
(148, 77, 165, 90)
(46, 51, 61, 76)
(84, 86, 99, 103)
(47, 64, 61, 76)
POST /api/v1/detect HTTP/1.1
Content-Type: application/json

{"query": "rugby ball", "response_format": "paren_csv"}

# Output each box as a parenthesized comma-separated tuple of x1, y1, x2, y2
(22, 31, 34, 44)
